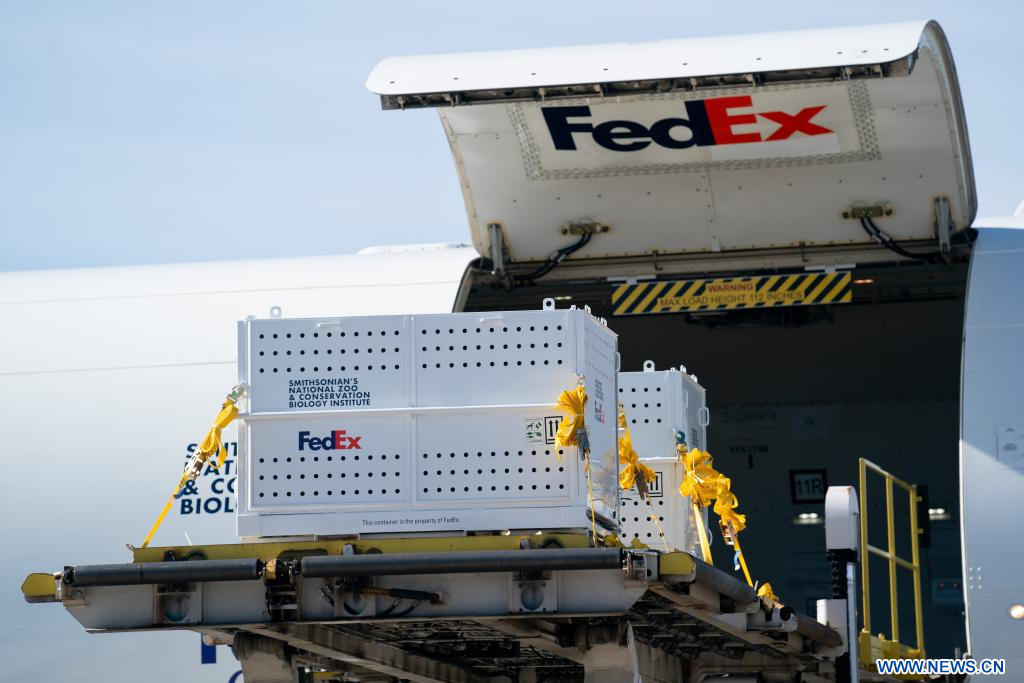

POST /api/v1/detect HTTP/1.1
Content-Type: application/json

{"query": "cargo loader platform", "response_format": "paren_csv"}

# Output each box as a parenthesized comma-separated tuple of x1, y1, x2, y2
(22, 534, 861, 683)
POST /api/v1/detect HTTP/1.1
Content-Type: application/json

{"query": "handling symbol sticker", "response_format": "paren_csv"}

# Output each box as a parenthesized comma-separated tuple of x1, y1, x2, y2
(525, 418, 544, 444)
(544, 416, 561, 445)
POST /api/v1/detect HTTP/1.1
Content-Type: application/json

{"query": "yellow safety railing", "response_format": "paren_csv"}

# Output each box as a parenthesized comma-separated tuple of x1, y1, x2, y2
(858, 458, 925, 669)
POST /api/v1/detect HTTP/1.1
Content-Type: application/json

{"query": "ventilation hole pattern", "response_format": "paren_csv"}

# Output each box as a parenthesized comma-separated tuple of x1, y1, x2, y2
(618, 494, 669, 541)
(253, 450, 406, 506)
(253, 322, 404, 377)
(415, 322, 568, 373)
(417, 447, 570, 501)
(617, 369, 700, 466)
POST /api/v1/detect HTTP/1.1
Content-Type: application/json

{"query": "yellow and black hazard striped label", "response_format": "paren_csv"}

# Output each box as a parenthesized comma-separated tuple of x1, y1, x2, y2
(611, 272, 852, 316)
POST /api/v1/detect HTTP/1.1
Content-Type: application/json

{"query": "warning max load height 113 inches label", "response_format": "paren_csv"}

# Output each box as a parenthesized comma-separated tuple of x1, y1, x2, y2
(611, 272, 852, 316)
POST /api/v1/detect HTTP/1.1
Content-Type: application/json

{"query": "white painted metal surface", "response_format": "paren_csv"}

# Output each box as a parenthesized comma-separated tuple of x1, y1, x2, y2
(621, 360, 707, 454)
(960, 226, 1024, 672)
(0, 245, 474, 683)
(824, 486, 860, 552)
(369, 21, 974, 265)
(368, 22, 928, 96)
(617, 362, 706, 554)
(237, 304, 620, 538)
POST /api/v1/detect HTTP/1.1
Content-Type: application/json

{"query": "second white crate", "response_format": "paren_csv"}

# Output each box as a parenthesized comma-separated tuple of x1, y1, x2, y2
(618, 361, 709, 554)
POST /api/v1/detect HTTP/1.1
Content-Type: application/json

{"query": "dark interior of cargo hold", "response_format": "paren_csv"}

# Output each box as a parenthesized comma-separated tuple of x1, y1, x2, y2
(461, 260, 968, 658)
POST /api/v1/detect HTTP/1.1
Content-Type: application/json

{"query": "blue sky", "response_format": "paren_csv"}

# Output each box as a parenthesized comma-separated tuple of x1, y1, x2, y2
(1, 1, 1020, 271)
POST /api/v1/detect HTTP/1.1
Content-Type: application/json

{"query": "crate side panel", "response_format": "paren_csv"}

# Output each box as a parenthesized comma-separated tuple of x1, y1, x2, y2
(619, 460, 682, 547)
(415, 410, 575, 503)
(618, 370, 681, 457)
(412, 311, 575, 406)
(682, 374, 707, 452)
(247, 317, 411, 413)
(247, 413, 410, 511)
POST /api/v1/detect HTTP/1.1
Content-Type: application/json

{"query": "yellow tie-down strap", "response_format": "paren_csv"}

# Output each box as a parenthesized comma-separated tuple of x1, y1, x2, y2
(611, 272, 852, 316)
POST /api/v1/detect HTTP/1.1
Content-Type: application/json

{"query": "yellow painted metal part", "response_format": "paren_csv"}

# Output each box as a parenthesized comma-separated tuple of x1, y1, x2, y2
(859, 632, 925, 680)
(658, 552, 696, 578)
(858, 458, 926, 673)
(132, 533, 591, 563)
(21, 572, 58, 603)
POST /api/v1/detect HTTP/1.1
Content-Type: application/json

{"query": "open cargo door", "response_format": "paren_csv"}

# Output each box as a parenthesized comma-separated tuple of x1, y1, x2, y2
(368, 21, 974, 272)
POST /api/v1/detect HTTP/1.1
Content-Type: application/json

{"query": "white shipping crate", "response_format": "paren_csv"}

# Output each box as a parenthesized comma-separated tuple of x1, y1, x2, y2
(235, 300, 619, 539)
(618, 361, 708, 554)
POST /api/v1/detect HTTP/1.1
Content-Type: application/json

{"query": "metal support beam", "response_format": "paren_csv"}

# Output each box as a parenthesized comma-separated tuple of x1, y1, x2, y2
(487, 618, 588, 663)
(488, 222, 507, 279)
(29, 539, 842, 682)
(579, 626, 691, 683)
(232, 632, 296, 683)
(934, 196, 953, 260)
(252, 624, 497, 683)
(582, 640, 635, 683)
(302, 548, 623, 578)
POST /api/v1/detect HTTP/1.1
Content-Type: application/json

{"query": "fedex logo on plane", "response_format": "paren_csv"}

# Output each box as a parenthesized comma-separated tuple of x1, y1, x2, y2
(298, 430, 362, 451)
(541, 95, 832, 152)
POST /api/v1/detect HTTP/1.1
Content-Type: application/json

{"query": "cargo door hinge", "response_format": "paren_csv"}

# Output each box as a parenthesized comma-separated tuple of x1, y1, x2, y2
(933, 196, 954, 262)
(487, 222, 509, 281)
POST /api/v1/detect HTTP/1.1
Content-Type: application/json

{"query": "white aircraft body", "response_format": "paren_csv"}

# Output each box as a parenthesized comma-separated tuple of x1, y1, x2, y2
(2, 245, 475, 682)
(3, 19, 1021, 682)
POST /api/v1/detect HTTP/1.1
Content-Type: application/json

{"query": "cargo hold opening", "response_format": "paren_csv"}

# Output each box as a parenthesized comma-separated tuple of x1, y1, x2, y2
(459, 259, 968, 658)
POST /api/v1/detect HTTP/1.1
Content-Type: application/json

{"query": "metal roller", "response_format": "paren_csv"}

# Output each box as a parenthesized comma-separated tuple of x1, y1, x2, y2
(68, 559, 262, 587)
(690, 555, 759, 605)
(794, 611, 843, 649)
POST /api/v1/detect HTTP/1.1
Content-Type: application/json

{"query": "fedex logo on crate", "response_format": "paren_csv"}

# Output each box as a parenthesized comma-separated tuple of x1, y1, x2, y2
(298, 429, 363, 451)
(517, 85, 858, 176)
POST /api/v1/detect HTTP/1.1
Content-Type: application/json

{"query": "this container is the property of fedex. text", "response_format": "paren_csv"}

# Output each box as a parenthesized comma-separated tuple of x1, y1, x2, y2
(235, 299, 620, 540)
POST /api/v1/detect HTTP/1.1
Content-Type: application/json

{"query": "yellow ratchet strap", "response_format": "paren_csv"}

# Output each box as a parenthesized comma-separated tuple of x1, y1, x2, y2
(678, 446, 720, 507)
(713, 477, 754, 586)
(676, 442, 770, 595)
(554, 384, 588, 457)
(617, 406, 657, 492)
(757, 582, 780, 604)
(140, 385, 245, 548)
(617, 405, 668, 551)
(554, 383, 597, 544)
(678, 445, 716, 564)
